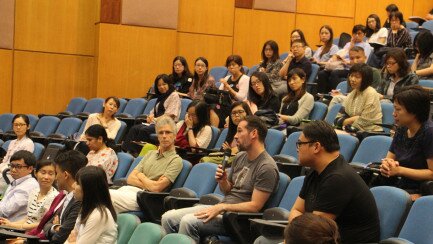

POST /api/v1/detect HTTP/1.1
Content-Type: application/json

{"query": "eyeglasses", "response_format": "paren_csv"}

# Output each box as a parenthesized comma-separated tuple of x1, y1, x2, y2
(250, 80, 262, 86)
(291, 45, 304, 49)
(386, 61, 397, 67)
(9, 163, 30, 170)
(231, 110, 245, 116)
(295, 140, 317, 149)
(13, 123, 27, 127)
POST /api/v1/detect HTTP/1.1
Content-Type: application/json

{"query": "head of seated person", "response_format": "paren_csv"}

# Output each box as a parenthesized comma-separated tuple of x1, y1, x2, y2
(9, 150, 36, 181)
(349, 46, 367, 66)
(248, 71, 278, 111)
(366, 14, 382, 38)
(11, 114, 31, 140)
(55, 150, 88, 192)
(261, 40, 280, 65)
(291, 39, 306, 60)
(393, 85, 430, 129)
(85, 124, 114, 153)
(155, 115, 177, 152)
(384, 48, 411, 80)
(226, 101, 253, 146)
(284, 213, 340, 244)
(414, 31, 433, 77)
(282, 68, 307, 110)
(180, 100, 211, 149)
(351, 24, 367, 44)
(348, 63, 373, 93)
(291, 29, 309, 50)
(35, 159, 57, 194)
(389, 11, 405, 31)
(101, 96, 120, 119)
(225, 54, 245, 77)
(155, 74, 175, 99)
(171, 56, 192, 84)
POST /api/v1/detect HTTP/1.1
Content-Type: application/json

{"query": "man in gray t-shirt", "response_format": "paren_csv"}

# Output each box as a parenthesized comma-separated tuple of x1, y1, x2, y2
(161, 116, 279, 243)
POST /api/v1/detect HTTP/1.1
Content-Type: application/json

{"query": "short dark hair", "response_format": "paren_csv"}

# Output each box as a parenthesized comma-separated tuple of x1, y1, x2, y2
(102, 97, 120, 118)
(261, 40, 280, 63)
(225, 55, 245, 74)
(384, 48, 410, 78)
(10, 150, 36, 167)
(386, 4, 399, 12)
(394, 85, 431, 123)
(54, 150, 88, 179)
(284, 213, 340, 244)
(349, 46, 365, 53)
(352, 24, 367, 34)
(244, 115, 268, 143)
(35, 159, 55, 172)
(390, 11, 404, 24)
(302, 121, 340, 152)
(349, 63, 373, 92)
(291, 39, 305, 47)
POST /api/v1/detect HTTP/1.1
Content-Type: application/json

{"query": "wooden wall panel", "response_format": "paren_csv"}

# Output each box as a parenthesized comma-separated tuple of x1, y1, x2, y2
(12, 51, 95, 114)
(0, 0, 14, 49)
(354, 0, 413, 26)
(297, 0, 355, 18)
(100, 0, 121, 24)
(296, 14, 354, 49)
(97, 24, 176, 98)
(233, 9, 295, 66)
(177, 32, 233, 69)
(412, 0, 433, 18)
(14, 0, 98, 55)
(178, 0, 235, 36)
(121, 0, 178, 29)
(0, 49, 13, 113)
(235, 0, 253, 9)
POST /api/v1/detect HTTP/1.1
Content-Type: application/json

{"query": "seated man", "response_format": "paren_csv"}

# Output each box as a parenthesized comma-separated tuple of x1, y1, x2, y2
(110, 115, 183, 213)
(279, 39, 312, 80)
(290, 121, 380, 243)
(161, 116, 279, 243)
(0, 150, 38, 222)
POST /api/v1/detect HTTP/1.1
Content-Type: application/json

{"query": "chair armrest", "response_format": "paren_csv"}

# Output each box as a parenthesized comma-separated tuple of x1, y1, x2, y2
(111, 178, 127, 187)
(199, 193, 224, 205)
(164, 197, 200, 211)
(0, 229, 40, 244)
(136, 191, 170, 224)
(222, 211, 264, 244)
(249, 218, 288, 239)
(380, 238, 415, 244)
(0, 225, 25, 233)
(163, 187, 198, 211)
(263, 207, 290, 220)
(276, 161, 305, 179)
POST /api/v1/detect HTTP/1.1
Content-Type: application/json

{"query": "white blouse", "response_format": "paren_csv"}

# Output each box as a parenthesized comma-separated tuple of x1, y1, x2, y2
(368, 28, 388, 44)
(26, 187, 58, 224)
(1, 136, 34, 170)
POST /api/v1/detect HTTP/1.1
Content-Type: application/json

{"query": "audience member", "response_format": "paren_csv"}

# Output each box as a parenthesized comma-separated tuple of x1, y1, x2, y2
(335, 63, 382, 132)
(312, 25, 340, 66)
(258, 40, 286, 96)
(290, 29, 312, 58)
(110, 116, 183, 213)
(65, 166, 117, 243)
(383, 4, 406, 28)
(279, 40, 312, 80)
(161, 116, 279, 243)
(412, 31, 433, 80)
(219, 55, 249, 102)
(426, 9, 433, 20)
(377, 48, 419, 100)
(27, 150, 88, 243)
(378, 86, 433, 199)
(279, 68, 314, 126)
(84, 124, 118, 184)
(188, 57, 216, 100)
(0, 159, 57, 230)
(386, 11, 412, 49)
(170, 56, 193, 97)
(290, 121, 380, 243)
(121, 74, 181, 155)
(0, 151, 38, 222)
(366, 14, 388, 45)
(246, 71, 280, 113)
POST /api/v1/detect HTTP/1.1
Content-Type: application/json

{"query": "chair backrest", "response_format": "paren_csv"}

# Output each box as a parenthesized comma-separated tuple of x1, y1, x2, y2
(126, 156, 143, 177)
(278, 176, 305, 210)
(65, 97, 87, 115)
(33, 116, 61, 136)
(351, 136, 392, 165)
(82, 98, 104, 114)
(172, 159, 193, 189)
(117, 213, 140, 244)
(207, 126, 220, 149)
(279, 52, 288, 60)
(265, 172, 290, 209)
(370, 186, 412, 240)
(127, 222, 164, 244)
(338, 32, 352, 48)
(381, 103, 395, 133)
(248, 64, 259, 76)
(121, 98, 147, 118)
(279, 131, 301, 158)
(0, 113, 14, 133)
(309, 102, 328, 120)
(160, 233, 195, 244)
(0, 139, 3, 147)
(264, 129, 285, 156)
(397, 195, 433, 244)
(337, 134, 359, 162)
(33, 143, 45, 160)
(242, 66, 249, 75)
(78, 119, 87, 135)
(179, 99, 192, 121)
(27, 114, 39, 132)
(114, 120, 127, 143)
(181, 163, 218, 197)
(116, 98, 128, 115)
(143, 98, 157, 115)
(2, 140, 11, 151)
(54, 117, 82, 137)
(113, 152, 135, 181)
(324, 103, 343, 125)
(210, 66, 228, 84)
(421, 20, 433, 32)
(336, 80, 348, 93)
(405, 21, 419, 29)
(419, 79, 433, 89)
(307, 64, 320, 84)
(214, 128, 228, 150)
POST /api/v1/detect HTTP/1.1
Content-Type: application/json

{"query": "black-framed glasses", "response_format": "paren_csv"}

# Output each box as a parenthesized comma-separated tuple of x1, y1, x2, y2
(8, 163, 30, 170)
(295, 140, 317, 149)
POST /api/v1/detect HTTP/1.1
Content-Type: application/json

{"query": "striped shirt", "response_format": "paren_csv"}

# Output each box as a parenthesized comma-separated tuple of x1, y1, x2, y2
(26, 187, 58, 224)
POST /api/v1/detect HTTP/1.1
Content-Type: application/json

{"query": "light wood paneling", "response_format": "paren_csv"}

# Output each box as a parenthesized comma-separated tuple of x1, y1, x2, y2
(12, 51, 95, 114)
(0, 49, 12, 113)
(97, 24, 176, 98)
(233, 9, 295, 66)
(178, 0, 235, 36)
(354, 0, 413, 26)
(297, 0, 355, 18)
(0, 0, 14, 49)
(412, 0, 433, 18)
(14, 0, 98, 55)
(177, 32, 233, 69)
(296, 14, 355, 49)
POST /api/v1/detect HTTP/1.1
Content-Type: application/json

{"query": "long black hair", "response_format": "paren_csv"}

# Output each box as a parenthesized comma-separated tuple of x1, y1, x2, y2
(291, 29, 309, 47)
(248, 71, 277, 107)
(261, 40, 280, 64)
(282, 68, 307, 104)
(12, 114, 31, 138)
(192, 57, 210, 91)
(225, 101, 253, 145)
(415, 31, 433, 59)
(75, 166, 117, 225)
(318, 25, 334, 58)
(187, 100, 210, 136)
(365, 14, 382, 37)
(172, 56, 192, 78)
(84, 124, 116, 150)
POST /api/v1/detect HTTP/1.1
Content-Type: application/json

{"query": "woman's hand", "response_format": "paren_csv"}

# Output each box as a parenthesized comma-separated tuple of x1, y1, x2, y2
(278, 114, 289, 123)
(221, 79, 230, 90)
(222, 141, 230, 150)
(185, 115, 193, 128)
(147, 114, 154, 123)
(0, 217, 11, 226)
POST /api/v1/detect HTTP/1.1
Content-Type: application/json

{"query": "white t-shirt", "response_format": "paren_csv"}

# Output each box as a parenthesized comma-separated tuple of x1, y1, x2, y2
(368, 28, 388, 44)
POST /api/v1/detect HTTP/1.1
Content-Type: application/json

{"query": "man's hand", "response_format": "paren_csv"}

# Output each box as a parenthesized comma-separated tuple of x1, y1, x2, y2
(380, 158, 400, 177)
(215, 164, 227, 182)
(194, 204, 225, 223)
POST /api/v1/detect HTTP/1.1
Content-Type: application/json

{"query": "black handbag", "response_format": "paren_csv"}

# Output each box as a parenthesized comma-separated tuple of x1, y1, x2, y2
(255, 109, 279, 128)
(203, 88, 231, 107)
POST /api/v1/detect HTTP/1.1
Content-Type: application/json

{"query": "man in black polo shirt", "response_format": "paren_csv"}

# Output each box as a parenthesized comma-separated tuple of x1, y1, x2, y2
(279, 39, 312, 80)
(289, 121, 380, 243)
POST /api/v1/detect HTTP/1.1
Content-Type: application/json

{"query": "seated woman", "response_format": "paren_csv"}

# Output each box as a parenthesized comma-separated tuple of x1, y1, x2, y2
(246, 71, 280, 113)
(279, 68, 314, 126)
(335, 63, 382, 132)
(66, 166, 117, 243)
(386, 11, 412, 49)
(379, 86, 433, 199)
(311, 25, 339, 66)
(412, 31, 433, 80)
(219, 54, 249, 102)
(169, 56, 193, 97)
(366, 14, 388, 46)
(0, 160, 58, 230)
(84, 124, 118, 184)
(290, 29, 312, 59)
(377, 48, 419, 100)
(79, 96, 121, 141)
(122, 74, 181, 155)
(188, 57, 216, 100)
(258, 40, 286, 97)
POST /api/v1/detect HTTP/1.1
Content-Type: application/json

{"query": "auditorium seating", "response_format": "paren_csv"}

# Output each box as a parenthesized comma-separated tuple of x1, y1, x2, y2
(127, 222, 165, 244)
(58, 97, 87, 116)
(116, 98, 147, 118)
(0, 113, 14, 133)
(76, 98, 104, 118)
(349, 135, 392, 168)
(117, 213, 140, 244)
